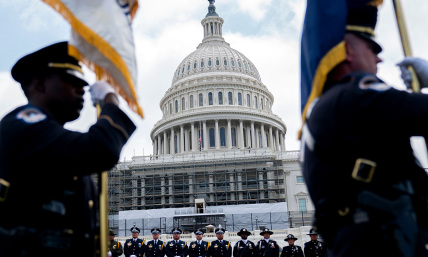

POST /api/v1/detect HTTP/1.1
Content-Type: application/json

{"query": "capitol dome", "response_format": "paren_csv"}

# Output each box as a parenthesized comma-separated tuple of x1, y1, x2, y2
(151, 0, 287, 156)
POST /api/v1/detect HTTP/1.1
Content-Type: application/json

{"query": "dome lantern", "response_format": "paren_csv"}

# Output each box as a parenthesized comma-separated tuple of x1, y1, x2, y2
(202, 0, 224, 43)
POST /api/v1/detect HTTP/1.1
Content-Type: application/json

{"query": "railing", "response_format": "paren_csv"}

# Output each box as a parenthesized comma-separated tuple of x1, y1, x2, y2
(287, 211, 315, 228)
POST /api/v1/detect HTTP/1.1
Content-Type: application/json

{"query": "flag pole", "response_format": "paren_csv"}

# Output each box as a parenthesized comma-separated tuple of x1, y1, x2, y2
(392, 0, 420, 92)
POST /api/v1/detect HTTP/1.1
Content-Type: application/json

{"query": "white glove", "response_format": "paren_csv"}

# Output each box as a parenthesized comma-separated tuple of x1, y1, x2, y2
(397, 57, 428, 89)
(89, 80, 116, 107)
(130, 255, 137, 257)
(107, 251, 112, 257)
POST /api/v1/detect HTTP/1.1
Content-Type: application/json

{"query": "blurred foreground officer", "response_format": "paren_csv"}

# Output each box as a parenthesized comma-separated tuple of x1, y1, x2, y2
(210, 227, 232, 257)
(303, 230, 325, 257)
(188, 228, 210, 257)
(0, 42, 135, 257)
(165, 228, 188, 257)
(301, 1, 428, 256)
(124, 226, 145, 257)
(233, 228, 256, 257)
(255, 229, 278, 257)
(108, 229, 123, 257)
(281, 234, 303, 257)
(146, 228, 165, 257)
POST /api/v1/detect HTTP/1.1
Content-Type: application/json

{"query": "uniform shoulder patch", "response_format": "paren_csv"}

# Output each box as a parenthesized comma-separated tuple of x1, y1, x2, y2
(358, 74, 391, 92)
(16, 107, 47, 124)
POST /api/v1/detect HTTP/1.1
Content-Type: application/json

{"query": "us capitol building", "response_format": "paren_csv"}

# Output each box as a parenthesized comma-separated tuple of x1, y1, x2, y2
(108, 0, 314, 239)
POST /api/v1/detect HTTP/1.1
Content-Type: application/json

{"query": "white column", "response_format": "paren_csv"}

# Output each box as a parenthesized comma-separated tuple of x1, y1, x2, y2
(246, 125, 251, 148)
(269, 126, 274, 150)
(191, 122, 196, 152)
(163, 131, 168, 154)
(251, 121, 256, 149)
(153, 139, 157, 158)
(203, 120, 208, 150)
(170, 127, 175, 154)
(239, 120, 244, 149)
(275, 129, 280, 152)
(215, 120, 220, 149)
(184, 128, 189, 152)
(280, 132, 286, 152)
(227, 119, 232, 148)
(168, 178, 173, 204)
(157, 135, 162, 155)
(180, 125, 184, 153)
(161, 178, 166, 205)
(261, 124, 266, 148)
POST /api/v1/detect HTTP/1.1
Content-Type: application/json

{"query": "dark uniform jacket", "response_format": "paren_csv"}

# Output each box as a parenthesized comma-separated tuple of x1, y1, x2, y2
(165, 240, 188, 257)
(233, 240, 256, 257)
(280, 245, 304, 257)
(0, 104, 135, 256)
(188, 240, 210, 257)
(255, 239, 279, 257)
(303, 241, 326, 257)
(145, 239, 165, 257)
(124, 238, 146, 257)
(109, 240, 124, 257)
(210, 240, 232, 257)
(301, 72, 428, 255)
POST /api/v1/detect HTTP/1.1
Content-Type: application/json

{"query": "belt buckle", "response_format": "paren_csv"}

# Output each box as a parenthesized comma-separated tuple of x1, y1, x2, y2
(352, 158, 376, 183)
(0, 179, 10, 202)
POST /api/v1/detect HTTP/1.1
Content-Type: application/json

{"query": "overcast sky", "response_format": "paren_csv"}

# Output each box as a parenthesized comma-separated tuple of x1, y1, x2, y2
(1, 0, 427, 162)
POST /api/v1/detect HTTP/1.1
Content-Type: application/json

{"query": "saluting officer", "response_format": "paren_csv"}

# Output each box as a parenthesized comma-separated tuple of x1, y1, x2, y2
(303, 229, 326, 257)
(108, 229, 124, 257)
(188, 228, 210, 257)
(280, 234, 303, 257)
(255, 228, 279, 257)
(165, 228, 188, 257)
(124, 226, 146, 257)
(210, 227, 232, 257)
(233, 228, 256, 257)
(146, 228, 165, 257)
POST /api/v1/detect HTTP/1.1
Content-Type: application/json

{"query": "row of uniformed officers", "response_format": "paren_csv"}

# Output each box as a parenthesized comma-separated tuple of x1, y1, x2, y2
(108, 226, 326, 257)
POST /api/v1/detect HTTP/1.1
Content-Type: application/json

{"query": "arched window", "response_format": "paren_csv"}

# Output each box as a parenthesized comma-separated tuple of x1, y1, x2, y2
(220, 127, 226, 146)
(228, 92, 233, 105)
(169, 103, 172, 114)
(182, 66, 185, 73)
(244, 62, 248, 70)
(247, 94, 251, 107)
(260, 97, 264, 109)
(201, 59, 204, 68)
(254, 96, 258, 109)
(208, 92, 213, 105)
(218, 92, 223, 105)
(199, 93, 203, 107)
(182, 97, 185, 111)
(209, 128, 215, 147)
(238, 93, 242, 106)
(216, 58, 220, 66)
(190, 95, 194, 108)
(231, 59, 235, 67)
(187, 64, 190, 71)
(231, 127, 236, 147)
(224, 58, 227, 66)
(194, 61, 197, 69)
(177, 69, 180, 77)
(175, 100, 178, 113)
(238, 60, 242, 68)
(208, 58, 212, 67)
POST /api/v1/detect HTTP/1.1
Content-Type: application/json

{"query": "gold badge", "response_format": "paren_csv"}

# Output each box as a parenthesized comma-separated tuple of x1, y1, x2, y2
(149, 244, 153, 248)
(127, 242, 132, 246)
(192, 244, 196, 248)
(170, 243, 174, 247)
(214, 244, 218, 248)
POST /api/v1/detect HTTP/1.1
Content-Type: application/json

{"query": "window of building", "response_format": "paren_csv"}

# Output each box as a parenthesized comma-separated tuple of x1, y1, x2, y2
(208, 58, 212, 67)
(175, 100, 178, 113)
(238, 93, 242, 106)
(238, 60, 242, 68)
(228, 92, 233, 105)
(254, 96, 258, 109)
(231, 59, 235, 67)
(218, 92, 223, 105)
(201, 59, 204, 68)
(190, 95, 194, 108)
(247, 94, 250, 107)
(299, 198, 307, 212)
(199, 93, 203, 107)
(296, 176, 304, 183)
(194, 61, 197, 69)
(224, 58, 227, 66)
(260, 97, 264, 109)
(169, 103, 172, 114)
(231, 127, 236, 147)
(208, 92, 213, 105)
(220, 127, 226, 146)
(182, 97, 185, 111)
(177, 69, 180, 77)
(182, 66, 185, 73)
(209, 128, 215, 147)
(216, 58, 220, 66)
(187, 64, 190, 71)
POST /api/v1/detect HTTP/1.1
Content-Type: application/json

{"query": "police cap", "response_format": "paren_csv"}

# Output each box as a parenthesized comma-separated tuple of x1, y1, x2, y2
(215, 227, 225, 234)
(285, 234, 298, 241)
(171, 228, 182, 234)
(109, 228, 116, 235)
(131, 226, 141, 233)
(151, 227, 161, 234)
(307, 228, 318, 235)
(11, 41, 88, 87)
(259, 228, 273, 236)
(237, 228, 251, 236)
(194, 228, 204, 235)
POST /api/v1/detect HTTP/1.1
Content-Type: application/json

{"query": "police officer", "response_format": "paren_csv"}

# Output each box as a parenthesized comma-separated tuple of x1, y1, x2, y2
(146, 228, 165, 257)
(188, 228, 210, 257)
(0, 41, 136, 257)
(233, 228, 256, 257)
(303, 229, 325, 257)
(210, 227, 232, 257)
(280, 234, 303, 257)
(301, 2, 428, 256)
(124, 226, 146, 257)
(108, 228, 124, 257)
(165, 228, 188, 257)
(255, 228, 279, 257)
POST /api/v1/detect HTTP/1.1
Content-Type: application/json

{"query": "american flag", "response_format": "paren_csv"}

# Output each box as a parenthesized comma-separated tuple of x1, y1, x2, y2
(198, 137, 202, 151)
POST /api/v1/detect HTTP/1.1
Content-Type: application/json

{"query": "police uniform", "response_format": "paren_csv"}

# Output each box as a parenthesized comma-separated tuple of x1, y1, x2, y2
(124, 226, 146, 257)
(255, 229, 279, 257)
(301, 3, 428, 257)
(165, 228, 188, 257)
(145, 228, 165, 257)
(280, 234, 303, 257)
(0, 42, 136, 257)
(303, 230, 325, 257)
(233, 228, 256, 257)
(210, 228, 232, 257)
(109, 229, 124, 257)
(188, 229, 210, 257)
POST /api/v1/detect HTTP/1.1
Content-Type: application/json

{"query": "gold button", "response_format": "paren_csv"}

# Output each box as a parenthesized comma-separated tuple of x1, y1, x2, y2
(88, 200, 94, 208)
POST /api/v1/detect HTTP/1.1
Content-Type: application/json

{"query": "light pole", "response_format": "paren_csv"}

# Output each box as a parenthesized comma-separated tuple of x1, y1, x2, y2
(255, 216, 258, 230)
(289, 213, 293, 228)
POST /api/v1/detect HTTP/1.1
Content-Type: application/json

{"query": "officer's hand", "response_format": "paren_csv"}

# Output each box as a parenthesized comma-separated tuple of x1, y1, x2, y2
(397, 57, 428, 89)
(89, 81, 118, 107)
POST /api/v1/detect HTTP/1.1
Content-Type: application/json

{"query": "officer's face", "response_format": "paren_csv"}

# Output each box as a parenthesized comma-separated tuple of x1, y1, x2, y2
(132, 232, 139, 239)
(196, 234, 203, 240)
(41, 73, 85, 124)
(240, 234, 248, 240)
(173, 233, 181, 240)
(262, 233, 270, 239)
(287, 239, 295, 246)
(216, 233, 224, 240)
(109, 234, 115, 241)
(345, 33, 382, 75)
(310, 234, 318, 241)
(152, 233, 159, 240)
